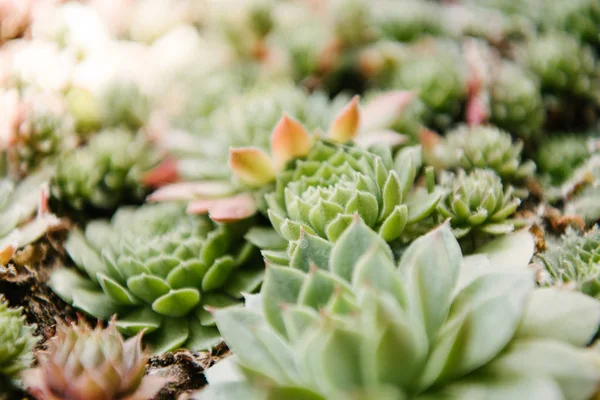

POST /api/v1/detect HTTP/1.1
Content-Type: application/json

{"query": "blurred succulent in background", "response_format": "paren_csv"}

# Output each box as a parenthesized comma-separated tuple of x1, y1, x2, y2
(0, 296, 37, 385)
(265, 141, 442, 248)
(392, 40, 467, 130)
(536, 135, 595, 185)
(194, 221, 600, 400)
(50, 203, 265, 352)
(0, 169, 62, 267)
(540, 0, 600, 47)
(437, 169, 523, 239)
(52, 129, 160, 212)
(23, 319, 169, 400)
(536, 227, 600, 299)
(520, 33, 599, 103)
(99, 81, 151, 131)
(422, 125, 535, 183)
(488, 61, 545, 141)
(373, 0, 443, 43)
(1, 89, 74, 178)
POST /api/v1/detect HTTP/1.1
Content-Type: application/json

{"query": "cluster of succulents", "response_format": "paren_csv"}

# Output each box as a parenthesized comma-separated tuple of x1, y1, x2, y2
(195, 222, 600, 400)
(0, 0, 599, 399)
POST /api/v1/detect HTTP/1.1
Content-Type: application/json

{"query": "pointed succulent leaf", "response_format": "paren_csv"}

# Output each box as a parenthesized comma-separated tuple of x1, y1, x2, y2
(421, 269, 534, 388)
(271, 114, 312, 168)
(261, 266, 305, 337)
(229, 147, 276, 187)
(516, 288, 600, 347)
(328, 96, 360, 143)
(290, 231, 334, 271)
(330, 218, 392, 282)
(397, 223, 462, 344)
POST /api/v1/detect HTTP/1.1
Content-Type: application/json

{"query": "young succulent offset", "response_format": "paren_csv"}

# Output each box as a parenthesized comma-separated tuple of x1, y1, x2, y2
(536, 228, 600, 299)
(194, 221, 600, 400)
(49, 203, 265, 353)
(422, 125, 535, 183)
(0, 296, 37, 385)
(437, 169, 522, 239)
(23, 319, 169, 400)
(53, 129, 160, 212)
(265, 141, 443, 247)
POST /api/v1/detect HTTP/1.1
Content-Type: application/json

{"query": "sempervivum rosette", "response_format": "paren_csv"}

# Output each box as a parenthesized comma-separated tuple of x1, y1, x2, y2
(23, 319, 168, 400)
(52, 129, 160, 212)
(536, 227, 600, 299)
(49, 203, 264, 353)
(194, 221, 600, 400)
(437, 169, 522, 239)
(0, 296, 37, 387)
(265, 141, 443, 245)
(422, 125, 536, 183)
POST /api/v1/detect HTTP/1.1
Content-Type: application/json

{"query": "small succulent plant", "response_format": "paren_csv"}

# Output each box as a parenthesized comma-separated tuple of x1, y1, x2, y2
(49, 203, 264, 352)
(422, 125, 535, 182)
(23, 319, 169, 400)
(0, 296, 37, 383)
(373, 0, 444, 43)
(437, 169, 522, 239)
(521, 33, 599, 102)
(536, 227, 600, 299)
(52, 129, 160, 212)
(194, 221, 600, 400)
(536, 135, 593, 184)
(563, 155, 600, 225)
(392, 40, 467, 129)
(488, 61, 545, 141)
(265, 141, 442, 246)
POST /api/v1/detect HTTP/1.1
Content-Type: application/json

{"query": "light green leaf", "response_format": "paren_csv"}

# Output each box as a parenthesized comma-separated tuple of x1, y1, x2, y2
(290, 232, 333, 272)
(378, 205, 408, 242)
(127, 274, 170, 304)
(516, 288, 600, 346)
(152, 288, 201, 317)
(116, 307, 163, 336)
(97, 273, 140, 305)
(147, 317, 189, 354)
(397, 223, 462, 344)
(202, 256, 236, 291)
(475, 229, 534, 269)
(345, 191, 379, 228)
(245, 227, 288, 250)
(485, 339, 600, 400)
(261, 266, 305, 337)
(330, 218, 392, 282)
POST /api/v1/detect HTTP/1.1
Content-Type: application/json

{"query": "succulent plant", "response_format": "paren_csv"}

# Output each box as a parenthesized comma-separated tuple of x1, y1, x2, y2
(265, 141, 443, 247)
(23, 319, 169, 400)
(536, 227, 600, 299)
(392, 41, 467, 130)
(194, 221, 600, 400)
(437, 169, 522, 239)
(536, 135, 593, 185)
(520, 33, 599, 102)
(540, 0, 600, 46)
(99, 81, 151, 131)
(488, 61, 545, 141)
(422, 125, 535, 182)
(0, 296, 37, 383)
(373, 0, 443, 43)
(52, 129, 160, 212)
(49, 203, 265, 353)
(4, 90, 74, 177)
(0, 169, 62, 266)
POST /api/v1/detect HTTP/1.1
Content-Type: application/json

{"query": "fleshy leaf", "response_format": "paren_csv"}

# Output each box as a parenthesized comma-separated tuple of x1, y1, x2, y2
(328, 95, 360, 143)
(229, 147, 276, 187)
(271, 114, 312, 168)
(262, 266, 305, 337)
(152, 289, 201, 317)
